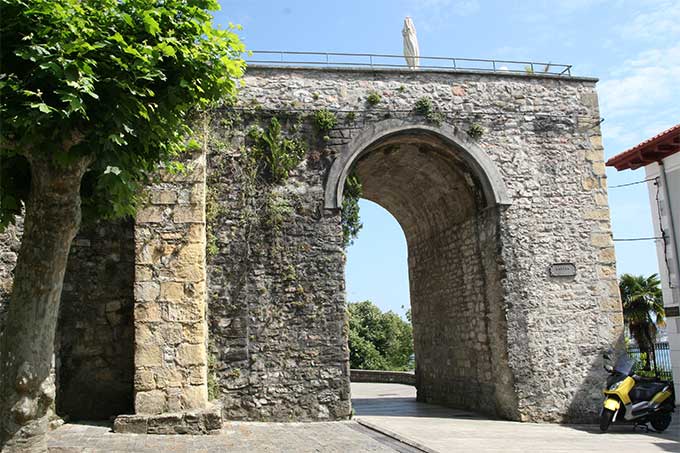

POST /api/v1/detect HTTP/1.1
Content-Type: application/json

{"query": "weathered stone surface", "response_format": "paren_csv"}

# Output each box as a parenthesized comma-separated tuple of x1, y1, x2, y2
(112, 402, 222, 435)
(204, 66, 621, 423)
(133, 149, 210, 416)
(0, 67, 622, 427)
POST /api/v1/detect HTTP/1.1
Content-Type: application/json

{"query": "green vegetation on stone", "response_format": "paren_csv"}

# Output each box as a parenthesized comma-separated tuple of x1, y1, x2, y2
(413, 97, 443, 126)
(467, 123, 484, 139)
(313, 108, 337, 132)
(366, 91, 382, 106)
(341, 172, 363, 247)
(249, 117, 306, 183)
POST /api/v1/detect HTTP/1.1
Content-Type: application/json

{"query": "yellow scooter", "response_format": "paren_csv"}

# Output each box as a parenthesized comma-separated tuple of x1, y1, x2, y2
(600, 352, 675, 432)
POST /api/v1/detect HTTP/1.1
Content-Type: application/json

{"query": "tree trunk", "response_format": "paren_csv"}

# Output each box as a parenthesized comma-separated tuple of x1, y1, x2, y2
(0, 152, 91, 452)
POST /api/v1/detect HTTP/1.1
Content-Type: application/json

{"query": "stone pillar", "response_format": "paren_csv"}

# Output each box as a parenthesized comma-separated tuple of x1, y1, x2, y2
(114, 149, 220, 434)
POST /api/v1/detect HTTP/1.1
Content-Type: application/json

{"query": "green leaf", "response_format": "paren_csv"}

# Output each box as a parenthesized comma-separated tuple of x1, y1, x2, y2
(143, 12, 160, 36)
(30, 102, 52, 113)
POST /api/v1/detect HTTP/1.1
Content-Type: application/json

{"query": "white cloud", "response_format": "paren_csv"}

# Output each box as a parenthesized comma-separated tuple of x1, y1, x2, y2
(406, 0, 480, 32)
(620, 0, 680, 41)
(598, 44, 680, 118)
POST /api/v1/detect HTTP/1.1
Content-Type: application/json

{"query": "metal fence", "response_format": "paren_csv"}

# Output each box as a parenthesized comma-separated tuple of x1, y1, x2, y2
(246, 50, 573, 76)
(627, 342, 674, 381)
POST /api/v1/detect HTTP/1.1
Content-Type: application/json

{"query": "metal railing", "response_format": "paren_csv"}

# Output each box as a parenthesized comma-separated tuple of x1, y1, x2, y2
(246, 50, 573, 76)
(627, 342, 674, 381)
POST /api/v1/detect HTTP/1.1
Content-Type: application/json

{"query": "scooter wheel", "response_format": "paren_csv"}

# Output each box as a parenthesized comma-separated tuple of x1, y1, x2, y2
(600, 408, 614, 432)
(650, 413, 672, 433)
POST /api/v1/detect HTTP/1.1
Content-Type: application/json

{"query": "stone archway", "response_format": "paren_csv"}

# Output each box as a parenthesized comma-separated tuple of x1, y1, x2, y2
(329, 119, 518, 418)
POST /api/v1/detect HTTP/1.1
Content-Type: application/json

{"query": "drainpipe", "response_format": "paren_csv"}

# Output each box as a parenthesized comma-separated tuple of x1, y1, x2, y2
(658, 161, 680, 295)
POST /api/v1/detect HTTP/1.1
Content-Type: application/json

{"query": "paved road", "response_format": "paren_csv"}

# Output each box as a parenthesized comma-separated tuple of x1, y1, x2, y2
(47, 383, 680, 452)
(352, 382, 680, 453)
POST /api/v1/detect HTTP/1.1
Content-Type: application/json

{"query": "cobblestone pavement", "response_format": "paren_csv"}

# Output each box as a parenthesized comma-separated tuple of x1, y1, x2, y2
(48, 421, 405, 453)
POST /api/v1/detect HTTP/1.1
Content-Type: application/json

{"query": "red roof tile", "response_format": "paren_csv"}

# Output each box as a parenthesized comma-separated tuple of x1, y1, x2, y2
(606, 123, 680, 171)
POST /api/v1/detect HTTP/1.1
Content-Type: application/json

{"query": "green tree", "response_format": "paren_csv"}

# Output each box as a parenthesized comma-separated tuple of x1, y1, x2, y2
(348, 301, 413, 371)
(619, 273, 665, 371)
(0, 1, 244, 450)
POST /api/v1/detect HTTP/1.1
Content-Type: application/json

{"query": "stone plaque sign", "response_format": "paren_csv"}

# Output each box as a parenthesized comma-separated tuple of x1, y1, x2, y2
(666, 306, 680, 318)
(549, 263, 577, 277)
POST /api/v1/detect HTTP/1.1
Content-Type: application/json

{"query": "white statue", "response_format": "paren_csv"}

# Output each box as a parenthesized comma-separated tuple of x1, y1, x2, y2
(402, 17, 420, 69)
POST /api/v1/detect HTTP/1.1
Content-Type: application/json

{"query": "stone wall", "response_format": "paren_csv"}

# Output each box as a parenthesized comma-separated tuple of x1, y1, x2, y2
(0, 220, 22, 339)
(215, 66, 622, 423)
(206, 115, 351, 421)
(132, 149, 209, 415)
(57, 220, 135, 420)
(0, 216, 135, 421)
(0, 66, 623, 425)
(410, 208, 512, 418)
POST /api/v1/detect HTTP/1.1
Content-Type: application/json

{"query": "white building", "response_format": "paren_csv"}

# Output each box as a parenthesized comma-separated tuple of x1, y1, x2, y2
(607, 124, 680, 397)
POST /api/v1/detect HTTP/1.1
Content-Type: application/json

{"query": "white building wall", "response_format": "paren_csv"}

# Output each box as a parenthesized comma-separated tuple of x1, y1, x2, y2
(645, 151, 680, 397)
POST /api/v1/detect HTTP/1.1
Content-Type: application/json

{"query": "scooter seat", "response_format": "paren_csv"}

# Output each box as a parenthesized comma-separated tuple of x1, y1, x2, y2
(629, 380, 669, 403)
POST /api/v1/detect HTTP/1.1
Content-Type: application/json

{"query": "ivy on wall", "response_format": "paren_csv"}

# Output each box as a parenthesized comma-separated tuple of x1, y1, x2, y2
(341, 172, 363, 247)
(248, 117, 306, 183)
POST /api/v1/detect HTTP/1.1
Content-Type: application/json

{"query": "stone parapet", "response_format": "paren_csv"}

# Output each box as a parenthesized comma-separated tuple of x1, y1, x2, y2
(350, 370, 416, 386)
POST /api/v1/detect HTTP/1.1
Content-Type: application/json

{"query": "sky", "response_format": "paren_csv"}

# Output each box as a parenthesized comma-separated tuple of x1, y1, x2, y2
(215, 0, 680, 318)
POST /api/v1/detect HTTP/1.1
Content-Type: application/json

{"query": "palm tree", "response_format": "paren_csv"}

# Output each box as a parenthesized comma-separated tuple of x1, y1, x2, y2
(619, 273, 666, 371)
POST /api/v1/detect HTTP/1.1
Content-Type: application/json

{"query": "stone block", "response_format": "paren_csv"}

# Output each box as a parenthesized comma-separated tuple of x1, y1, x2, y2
(135, 369, 156, 391)
(135, 390, 167, 415)
(600, 297, 622, 312)
(136, 265, 153, 282)
(190, 183, 206, 204)
(592, 162, 606, 176)
(152, 190, 178, 205)
(160, 281, 185, 302)
(584, 209, 610, 221)
(598, 248, 616, 263)
(147, 413, 182, 434)
(187, 224, 205, 243)
(188, 365, 207, 385)
(182, 322, 206, 344)
(164, 302, 203, 323)
(181, 384, 208, 410)
(135, 302, 162, 323)
(593, 193, 609, 206)
(137, 206, 165, 223)
(136, 342, 163, 367)
(174, 205, 205, 224)
(589, 135, 603, 149)
(113, 415, 148, 434)
(159, 324, 185, 344)
(134, 281, 160, 302)
(177, 343, 207, 367)
(582, 177, 601, 191)
(203, 403, 223, 431)
(590, 232, 612, 248)
(155, 367, 184, 388)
